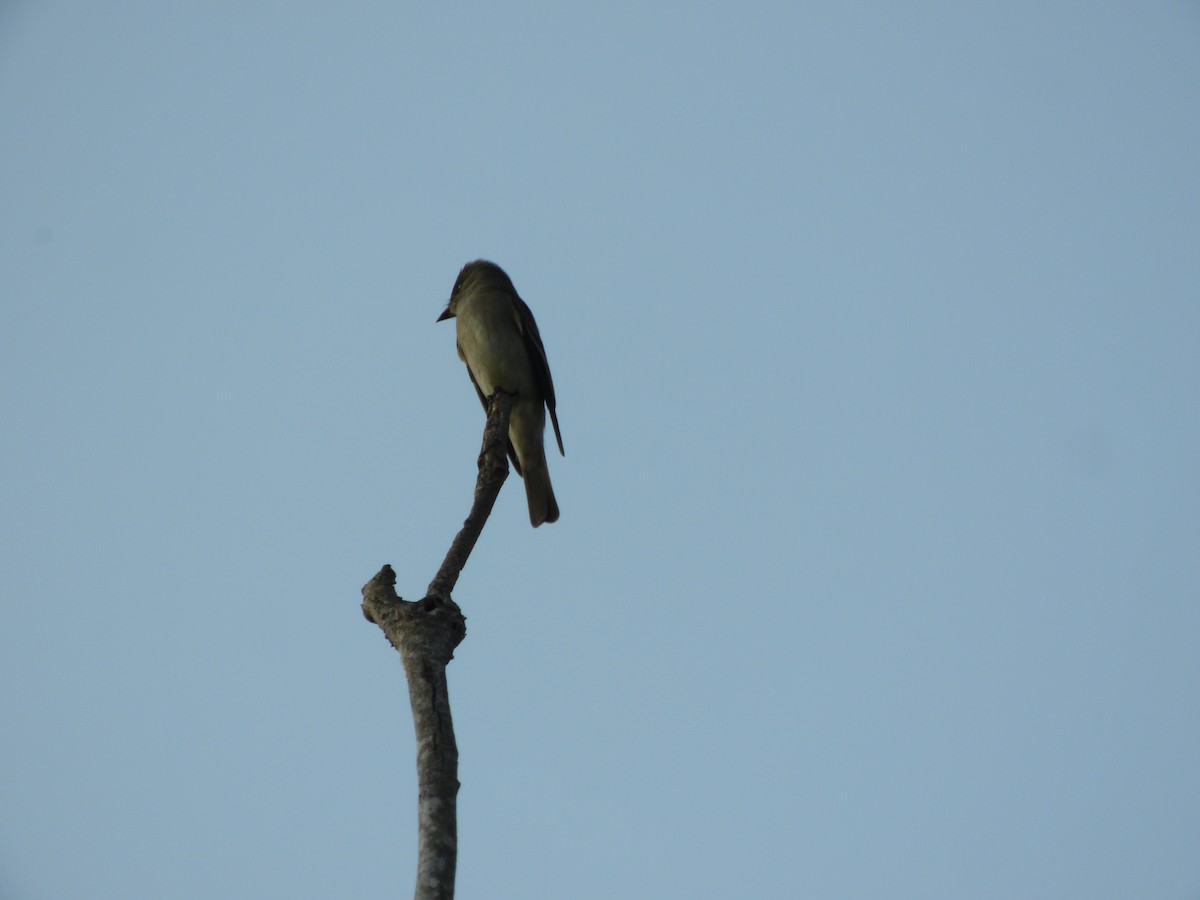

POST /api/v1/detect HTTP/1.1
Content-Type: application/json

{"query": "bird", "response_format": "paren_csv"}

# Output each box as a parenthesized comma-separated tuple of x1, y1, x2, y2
(437, 260, 564, 527)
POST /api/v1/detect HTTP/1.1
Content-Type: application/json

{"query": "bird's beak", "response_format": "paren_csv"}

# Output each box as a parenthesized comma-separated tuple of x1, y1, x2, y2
(436, 304, 454, 322)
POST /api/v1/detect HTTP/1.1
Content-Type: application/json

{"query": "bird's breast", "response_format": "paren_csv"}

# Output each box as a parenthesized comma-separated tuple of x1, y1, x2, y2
(455, 296, 538, 397)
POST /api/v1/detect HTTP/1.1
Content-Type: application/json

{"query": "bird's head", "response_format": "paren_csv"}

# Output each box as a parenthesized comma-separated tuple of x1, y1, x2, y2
(437, 259, 516, 322)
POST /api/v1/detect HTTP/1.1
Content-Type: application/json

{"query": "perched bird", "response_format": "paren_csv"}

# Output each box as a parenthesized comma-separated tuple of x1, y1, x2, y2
(437, 260, 564, 526)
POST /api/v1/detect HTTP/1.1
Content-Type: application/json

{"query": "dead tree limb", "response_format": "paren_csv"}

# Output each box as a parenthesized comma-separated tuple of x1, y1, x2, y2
(360, 390, 513, 900)
(428, 390, 514, 600)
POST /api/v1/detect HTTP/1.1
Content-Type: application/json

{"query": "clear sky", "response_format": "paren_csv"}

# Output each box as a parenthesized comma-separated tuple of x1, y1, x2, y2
(3, 3, 1199, 898)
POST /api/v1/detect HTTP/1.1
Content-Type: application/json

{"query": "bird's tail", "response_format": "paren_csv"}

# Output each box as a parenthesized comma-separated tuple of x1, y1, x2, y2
(523, 458, 559, 527)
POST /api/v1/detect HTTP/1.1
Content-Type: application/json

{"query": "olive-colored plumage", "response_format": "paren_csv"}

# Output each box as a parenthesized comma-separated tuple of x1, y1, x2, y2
(437, 260, 563, 526)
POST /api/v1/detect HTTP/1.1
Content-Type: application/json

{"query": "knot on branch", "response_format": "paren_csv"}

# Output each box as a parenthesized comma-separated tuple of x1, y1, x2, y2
(361, 565, 467, 663)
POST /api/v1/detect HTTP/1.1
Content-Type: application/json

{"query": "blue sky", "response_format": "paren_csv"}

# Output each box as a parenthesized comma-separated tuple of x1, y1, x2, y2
(3, 3, 1199, 898)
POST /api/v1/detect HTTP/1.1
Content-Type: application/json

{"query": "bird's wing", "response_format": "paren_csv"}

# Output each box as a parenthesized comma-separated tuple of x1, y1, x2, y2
(513, 295, 564, 456)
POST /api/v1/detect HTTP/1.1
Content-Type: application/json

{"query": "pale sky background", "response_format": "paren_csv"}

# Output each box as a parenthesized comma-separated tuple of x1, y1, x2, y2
(3, 3, 1199, 899)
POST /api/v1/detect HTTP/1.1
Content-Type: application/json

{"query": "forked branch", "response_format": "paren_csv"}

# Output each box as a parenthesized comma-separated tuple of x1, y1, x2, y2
(360, 390, 513, 900)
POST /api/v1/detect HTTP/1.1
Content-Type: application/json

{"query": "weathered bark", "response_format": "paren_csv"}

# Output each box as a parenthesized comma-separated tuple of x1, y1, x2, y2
(361, 569, 464, 900)
(360, 391, 512, 900)
(427, 391, 514, 600)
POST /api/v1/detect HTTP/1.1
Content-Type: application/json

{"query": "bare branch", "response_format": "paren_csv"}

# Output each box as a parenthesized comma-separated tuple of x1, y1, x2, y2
(362, 567, 465, 900)
(359, 389, 514, 900)
(427, 390, 513, 599)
